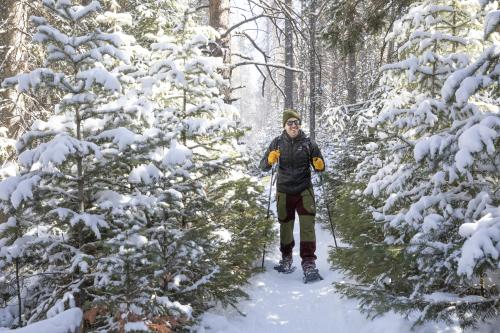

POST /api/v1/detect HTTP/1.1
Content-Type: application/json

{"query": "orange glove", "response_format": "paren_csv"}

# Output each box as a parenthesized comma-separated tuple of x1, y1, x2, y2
(312, 157, 325, 171)
(268, 150, 280, 166)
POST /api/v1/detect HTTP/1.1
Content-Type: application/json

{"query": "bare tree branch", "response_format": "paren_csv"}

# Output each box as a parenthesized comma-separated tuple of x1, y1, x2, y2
(234, 31, 284, 97)
(231, 61, 303, 73)
(235, 32, 270, 60)
(254, 64, 267, 97)
(233, 52, 253, 61)
(220, 13, 267, 39)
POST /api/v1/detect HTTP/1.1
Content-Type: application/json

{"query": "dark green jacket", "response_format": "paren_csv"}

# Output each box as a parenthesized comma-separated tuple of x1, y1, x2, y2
(260, 130, 324, 194)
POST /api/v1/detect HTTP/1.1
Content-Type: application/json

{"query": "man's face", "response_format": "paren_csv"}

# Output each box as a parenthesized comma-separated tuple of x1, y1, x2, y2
(285, 117, 300, 138)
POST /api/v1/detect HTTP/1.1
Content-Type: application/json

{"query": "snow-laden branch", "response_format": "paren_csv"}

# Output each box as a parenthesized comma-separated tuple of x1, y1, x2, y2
(1, 308, 83, 333)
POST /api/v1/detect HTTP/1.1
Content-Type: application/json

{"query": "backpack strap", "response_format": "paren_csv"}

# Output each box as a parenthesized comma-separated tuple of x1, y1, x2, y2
(273, 136, 282, 151)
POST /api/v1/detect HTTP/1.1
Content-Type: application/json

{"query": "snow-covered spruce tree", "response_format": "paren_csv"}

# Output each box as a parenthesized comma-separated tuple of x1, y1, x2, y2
(79, 2, 269, 329)
(443, 1, 500, 287)
(80, 12, 198, 333)
(75, 3, 271, 328)
(111, 0, 181, 47)
(318, 104, 415, 295)
(337, 0, 500, 327)
(0, 0, 190, 330)
(138, 7, 270, 317)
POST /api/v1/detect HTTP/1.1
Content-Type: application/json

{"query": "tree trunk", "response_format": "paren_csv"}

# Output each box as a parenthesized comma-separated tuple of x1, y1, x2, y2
(0, 0, 29, 138)
(386, 39, 395, 64)
(284, 0, 294, 110)
(298, 0, 306, 115)
(331, 51, 338, 100)
(346, 47, 357, 104)
(265, 16, 273, 125)
(317, 38, 323, 116)
(209, 0, 232, 103)
(308, 0, 317, 141)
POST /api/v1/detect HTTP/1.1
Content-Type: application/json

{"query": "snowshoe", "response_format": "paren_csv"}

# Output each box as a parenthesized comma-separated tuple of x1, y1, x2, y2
(273, 258, 296, 274)
(303, 268, 323, 283)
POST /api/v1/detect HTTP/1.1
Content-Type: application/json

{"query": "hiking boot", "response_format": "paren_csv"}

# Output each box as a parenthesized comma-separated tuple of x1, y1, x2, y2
(273, 257, 295, 273)
(302, 262, 323, 283)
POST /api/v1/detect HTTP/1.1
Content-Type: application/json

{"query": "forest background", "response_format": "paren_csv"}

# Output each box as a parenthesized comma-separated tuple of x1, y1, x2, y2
(0, 0, 498, 332)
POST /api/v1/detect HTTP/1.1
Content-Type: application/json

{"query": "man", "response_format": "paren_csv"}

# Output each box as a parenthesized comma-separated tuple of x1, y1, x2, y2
(260, 109, 325, 283)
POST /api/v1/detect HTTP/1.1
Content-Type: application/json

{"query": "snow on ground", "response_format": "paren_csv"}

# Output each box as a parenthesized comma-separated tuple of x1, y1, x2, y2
(0, 308, 82, 333)
(196, 177, 475, 333)
(197, 221, 466, 333)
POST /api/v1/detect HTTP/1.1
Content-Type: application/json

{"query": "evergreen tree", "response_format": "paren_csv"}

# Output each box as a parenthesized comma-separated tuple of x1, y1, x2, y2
(0, 0, 188, 329)
(136, 5, 271, 319)
(322, 0, 417, 56)
(87, 1, 271, 329)
(319, 102, 416, 312)
(111, 0, 182, 47)
(0, 0, 283, 331)
(335, 0, 499, 328)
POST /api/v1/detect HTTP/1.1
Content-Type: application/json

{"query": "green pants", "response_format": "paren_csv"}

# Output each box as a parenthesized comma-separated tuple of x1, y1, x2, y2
(276, 187, 317, 266)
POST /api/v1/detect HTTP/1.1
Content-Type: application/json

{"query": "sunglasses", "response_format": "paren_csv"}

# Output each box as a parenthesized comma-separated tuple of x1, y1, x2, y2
(286, 120, 301, 126)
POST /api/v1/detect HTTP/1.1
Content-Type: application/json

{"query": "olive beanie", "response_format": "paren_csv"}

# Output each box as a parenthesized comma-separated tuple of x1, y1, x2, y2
(282, 109, 301, 127)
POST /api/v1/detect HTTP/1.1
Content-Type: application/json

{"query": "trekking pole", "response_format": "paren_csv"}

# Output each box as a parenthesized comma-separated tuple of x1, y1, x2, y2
(261, 164, 277, 269)
(319, 172, 338, 248)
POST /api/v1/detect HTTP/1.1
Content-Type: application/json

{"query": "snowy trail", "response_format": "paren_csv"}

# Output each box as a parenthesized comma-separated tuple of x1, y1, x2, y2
(196, 174, 469, 333)
(197, 215, 463, 333)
